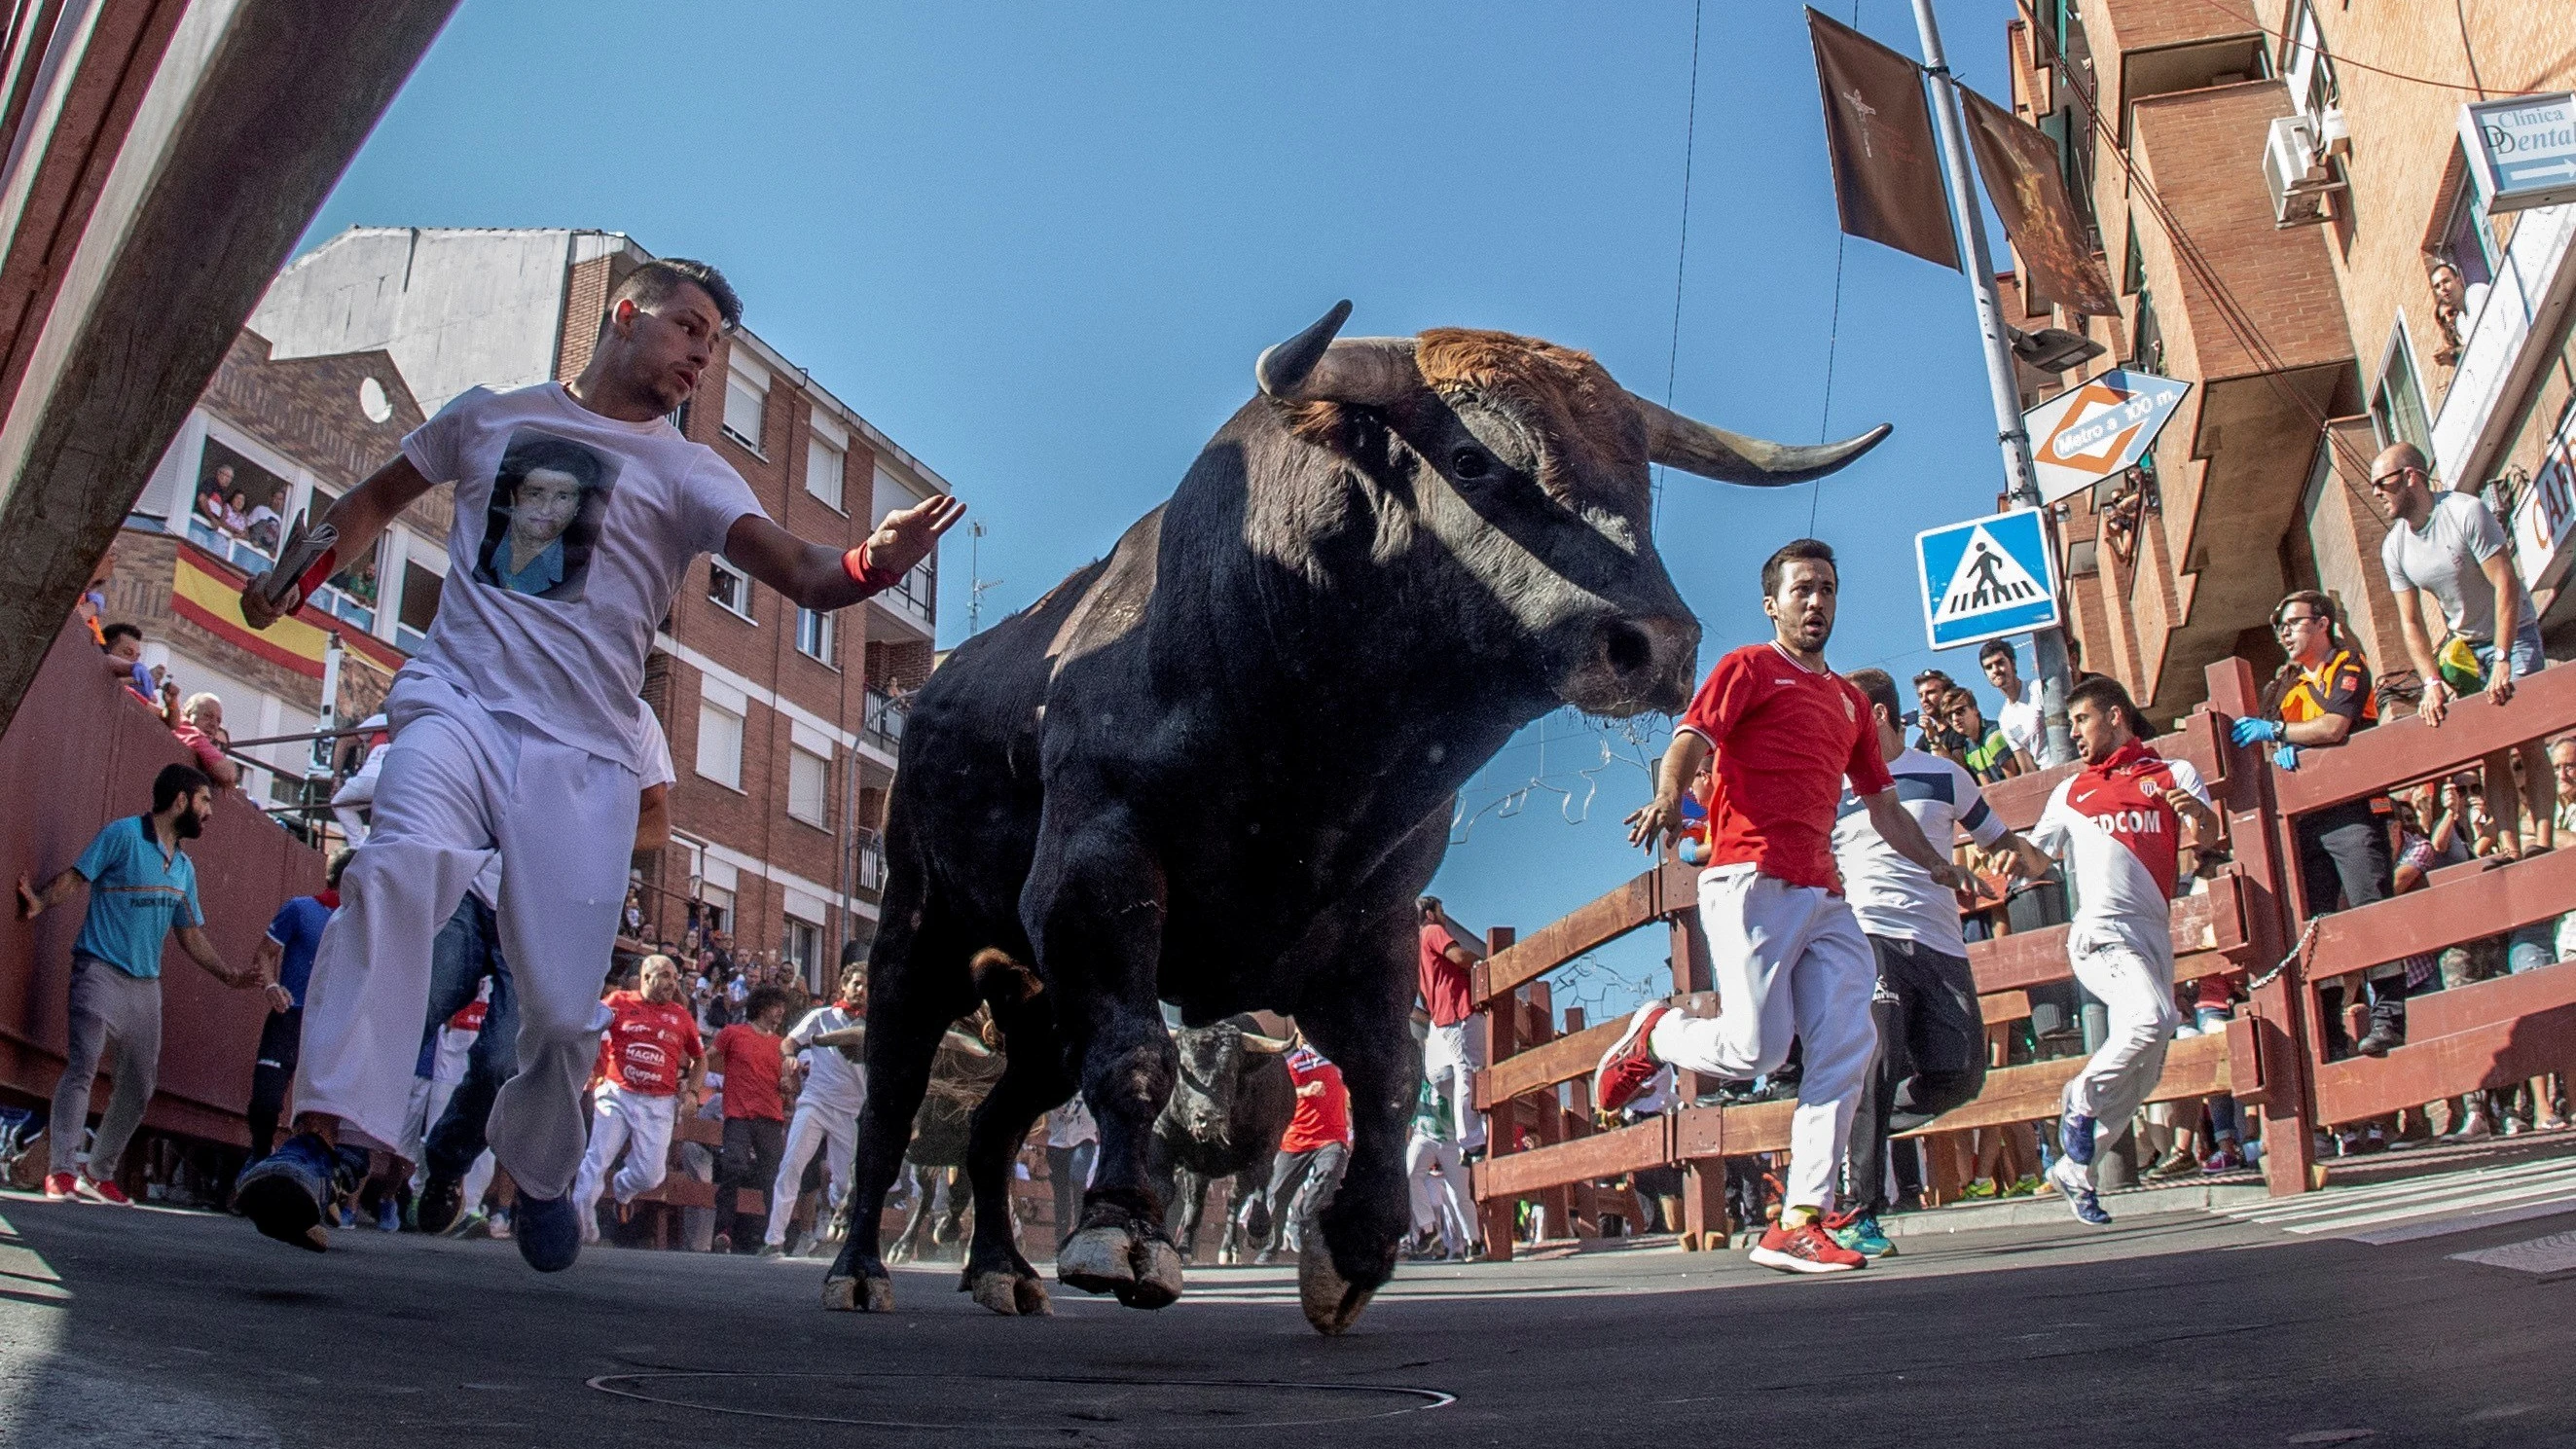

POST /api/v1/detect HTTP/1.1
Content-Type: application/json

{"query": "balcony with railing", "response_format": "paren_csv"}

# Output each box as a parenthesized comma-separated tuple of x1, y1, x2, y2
(851, 826, 887, 905)
(870, 554, 936, 637)
(862, 686, 907, 759)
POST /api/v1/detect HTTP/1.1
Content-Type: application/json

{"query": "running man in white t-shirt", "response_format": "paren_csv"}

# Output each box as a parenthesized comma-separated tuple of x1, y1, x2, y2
(766, 965, 869, 1254)
(232, 258, 961, 1272)
(2006, 675, 2219, 1226)
(1828, 668, 2039, 1258)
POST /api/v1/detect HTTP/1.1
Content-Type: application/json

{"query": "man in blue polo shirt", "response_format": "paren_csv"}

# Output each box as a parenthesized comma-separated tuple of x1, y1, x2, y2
(242, 850, 351, 1163)
(18, 763, 269, 1204)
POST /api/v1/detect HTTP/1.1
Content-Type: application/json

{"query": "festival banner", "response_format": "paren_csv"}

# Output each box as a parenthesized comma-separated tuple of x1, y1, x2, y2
(1961, 86, 2118, 316)
(1808, 8, 1959, 271)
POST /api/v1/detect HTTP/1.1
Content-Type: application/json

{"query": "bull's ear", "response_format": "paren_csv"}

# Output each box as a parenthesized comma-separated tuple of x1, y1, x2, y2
(1630, 391, 1892, 488)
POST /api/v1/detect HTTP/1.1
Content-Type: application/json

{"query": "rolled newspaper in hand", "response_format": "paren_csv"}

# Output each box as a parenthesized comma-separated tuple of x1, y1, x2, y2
(258, 510, 339, 612)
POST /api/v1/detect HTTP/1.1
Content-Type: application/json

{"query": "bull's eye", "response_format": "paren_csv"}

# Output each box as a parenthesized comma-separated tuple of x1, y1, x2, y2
(1450, 447, 1492, 480)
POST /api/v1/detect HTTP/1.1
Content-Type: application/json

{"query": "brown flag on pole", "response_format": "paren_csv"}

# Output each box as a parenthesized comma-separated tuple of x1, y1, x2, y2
(1960, 86, 2119, 316)
(1808, 8, 1957, 271)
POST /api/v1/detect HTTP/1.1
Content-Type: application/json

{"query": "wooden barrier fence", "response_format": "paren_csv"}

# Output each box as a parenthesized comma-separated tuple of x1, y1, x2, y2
(1468, 654, 2576, 1256)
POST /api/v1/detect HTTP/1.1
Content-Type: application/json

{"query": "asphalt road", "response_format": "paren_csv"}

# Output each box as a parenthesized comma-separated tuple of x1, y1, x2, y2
(3, 1174, 2573, 1449)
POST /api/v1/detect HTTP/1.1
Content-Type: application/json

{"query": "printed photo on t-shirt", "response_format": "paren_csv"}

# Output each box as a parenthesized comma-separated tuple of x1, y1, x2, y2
(473, 428, 621, 601)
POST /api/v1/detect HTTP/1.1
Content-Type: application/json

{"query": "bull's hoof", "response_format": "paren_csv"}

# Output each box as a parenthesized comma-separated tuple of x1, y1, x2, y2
(822, 1273, 895, 1313)
(969, 1269, 1053, 1317)
(1056, 1225, 1140, 1296)
(1297, 1239, 1378, 1336)
(1113, 1239, 1184, 1311)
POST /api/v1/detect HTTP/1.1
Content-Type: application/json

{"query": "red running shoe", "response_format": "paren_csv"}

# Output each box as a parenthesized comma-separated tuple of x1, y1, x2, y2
(75, 1176, 133, 1207)
(1591, 1003, 1674, 1114)
(1749, 1219, 1867, 1274)
(43, 1172, 76, 1202)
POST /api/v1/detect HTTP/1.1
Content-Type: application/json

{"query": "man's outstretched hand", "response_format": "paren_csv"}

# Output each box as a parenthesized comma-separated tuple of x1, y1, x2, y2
(860, 494, 967, 582)
(1625, 793, 1684, 851)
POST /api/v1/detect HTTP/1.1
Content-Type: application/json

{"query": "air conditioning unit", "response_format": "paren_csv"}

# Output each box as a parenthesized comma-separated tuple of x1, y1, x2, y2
(2263, 113, 2344, 228)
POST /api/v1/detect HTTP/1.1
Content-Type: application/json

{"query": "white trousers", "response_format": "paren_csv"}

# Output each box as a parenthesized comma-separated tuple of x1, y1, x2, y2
(1424, 1021, 1487, 1150)
(2059, 937, 2180, 1188)
(1406, 1133, 1473, 1254)
(293, 673, 638, 1200)
(572, 1083, 678, 1222)
(1649, 868, 1878, 1214)
(766, 1099, 858, 1247)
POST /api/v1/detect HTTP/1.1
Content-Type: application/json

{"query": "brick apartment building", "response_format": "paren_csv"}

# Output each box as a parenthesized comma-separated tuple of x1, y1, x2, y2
(106, 330, 440, 798)
(1994, 1, 2575, 723)
(104, 227, 947, 986)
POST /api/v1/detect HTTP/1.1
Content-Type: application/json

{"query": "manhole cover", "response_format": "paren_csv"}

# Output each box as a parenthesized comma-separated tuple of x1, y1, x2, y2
(587, 1370, 1453, 1431)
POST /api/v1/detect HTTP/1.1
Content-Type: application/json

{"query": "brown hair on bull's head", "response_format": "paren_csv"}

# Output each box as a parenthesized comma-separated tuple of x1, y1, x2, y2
(1251, 302, 1891, 717)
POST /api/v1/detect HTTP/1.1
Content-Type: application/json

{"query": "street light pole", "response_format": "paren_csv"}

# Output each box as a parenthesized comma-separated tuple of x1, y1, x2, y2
(1909, 0, 2077, 766)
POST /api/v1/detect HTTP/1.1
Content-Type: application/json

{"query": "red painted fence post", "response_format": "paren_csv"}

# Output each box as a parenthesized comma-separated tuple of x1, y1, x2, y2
(1478, 925, 1518, 1260)
(2205, 656, 2320, 1197)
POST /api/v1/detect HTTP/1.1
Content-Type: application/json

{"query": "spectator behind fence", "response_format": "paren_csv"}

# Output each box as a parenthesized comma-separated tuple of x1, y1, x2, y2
(709, 985, 792, 1254)
(1944, 686, 2027, 783)
(1911, 670, 1967, 761)
(2374, 442, 2557, 856)
(2231, 590, 2408, 1058)
(1980, 638, 2063, 769)
(99, 623, 172, 721)
(18, 763, 272, 1204)
(172, 692, 243, 794)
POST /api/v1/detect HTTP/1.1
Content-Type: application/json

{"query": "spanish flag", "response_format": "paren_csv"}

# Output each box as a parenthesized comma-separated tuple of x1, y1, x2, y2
(169, 544, 404, 680)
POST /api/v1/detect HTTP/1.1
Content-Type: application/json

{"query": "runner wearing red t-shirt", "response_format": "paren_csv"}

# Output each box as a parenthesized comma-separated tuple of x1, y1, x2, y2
(1254, 1041, 1351, 1265)
(570, 955, 704, 1243)
(1592, 540, 1978, 1275)
(1416, 897, 1487, 1153)
(2007, 675, 2219, 1226)
(709, 986, 793, 1254)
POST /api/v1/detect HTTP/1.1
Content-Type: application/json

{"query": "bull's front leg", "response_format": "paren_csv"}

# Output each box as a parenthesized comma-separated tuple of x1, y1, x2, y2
(1294, 950, 1427, 1334)
(1025, 814, 1184, 1310)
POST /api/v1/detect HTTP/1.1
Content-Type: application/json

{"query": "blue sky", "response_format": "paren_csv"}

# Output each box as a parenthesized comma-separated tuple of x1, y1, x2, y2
(303, 0, 2027, 1017)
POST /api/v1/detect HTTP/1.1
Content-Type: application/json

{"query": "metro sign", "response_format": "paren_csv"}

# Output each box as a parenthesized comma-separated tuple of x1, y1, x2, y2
(2023, 368, 2192, 505)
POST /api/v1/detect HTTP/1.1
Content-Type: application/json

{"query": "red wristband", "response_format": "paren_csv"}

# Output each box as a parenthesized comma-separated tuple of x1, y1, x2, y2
(295, 548, 339, 602)
(842, 545, 901, 591)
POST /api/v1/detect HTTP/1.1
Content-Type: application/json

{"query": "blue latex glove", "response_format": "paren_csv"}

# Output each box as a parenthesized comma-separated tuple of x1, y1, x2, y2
(2274, 743, 2302, 772)
(2230, 716, 2282, 746)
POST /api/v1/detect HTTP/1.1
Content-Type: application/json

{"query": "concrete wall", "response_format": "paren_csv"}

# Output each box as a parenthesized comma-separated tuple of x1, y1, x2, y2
(247, 227, 582, 413)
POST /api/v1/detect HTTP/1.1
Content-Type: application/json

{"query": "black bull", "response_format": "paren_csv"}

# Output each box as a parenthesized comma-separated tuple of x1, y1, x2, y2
(823, 302, 1888, 1333)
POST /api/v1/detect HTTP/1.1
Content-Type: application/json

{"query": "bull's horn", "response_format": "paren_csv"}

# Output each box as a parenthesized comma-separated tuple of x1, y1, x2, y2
(1255, 301, 1419, 407)
(1630, 392, 1892, 488)
(1240, 1032, 1294, 1054)
(942, 1027, 996, 1058)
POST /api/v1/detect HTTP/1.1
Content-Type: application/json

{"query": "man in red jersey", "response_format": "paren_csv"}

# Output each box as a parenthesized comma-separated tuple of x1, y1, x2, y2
(1593, 539, 1978, 1275)
(570, 954, 704, 1243)
(1416, 897, 1487, 1154)
(2006, 675, 2218, 1226)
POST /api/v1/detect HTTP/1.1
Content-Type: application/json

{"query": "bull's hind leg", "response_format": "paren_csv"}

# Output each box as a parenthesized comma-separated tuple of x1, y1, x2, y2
(958, 955, 1073, 1317)
(1024, 811, 1183, 1309)
(821, 898, 976, 1314)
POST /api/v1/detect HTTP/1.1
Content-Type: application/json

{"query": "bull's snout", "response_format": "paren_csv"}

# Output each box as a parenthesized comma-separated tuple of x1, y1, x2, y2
(1565, 613, 1699, 717)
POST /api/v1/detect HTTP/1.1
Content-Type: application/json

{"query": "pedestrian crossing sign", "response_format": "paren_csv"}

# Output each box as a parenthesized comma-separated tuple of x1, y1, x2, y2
(1915, 507, 2059, 651)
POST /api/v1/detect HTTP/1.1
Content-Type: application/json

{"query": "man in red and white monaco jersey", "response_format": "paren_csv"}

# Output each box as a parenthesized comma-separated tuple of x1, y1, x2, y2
(571, 955, 704, 1242)
(1592, 541, 1978, 1277)
(2013, 678, 2220, 1224)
